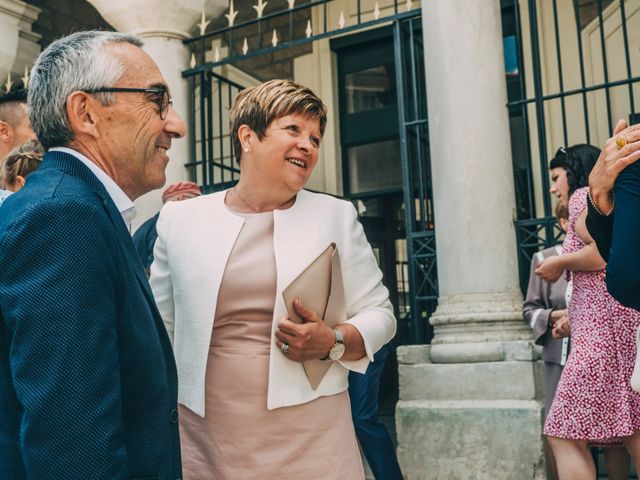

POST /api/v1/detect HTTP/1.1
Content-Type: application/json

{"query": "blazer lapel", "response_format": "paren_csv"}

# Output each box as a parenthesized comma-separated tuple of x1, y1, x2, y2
(44, 151, 158, 317)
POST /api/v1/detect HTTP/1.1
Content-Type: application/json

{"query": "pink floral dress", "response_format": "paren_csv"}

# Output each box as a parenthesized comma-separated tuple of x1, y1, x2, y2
(544, 187, 640, 446)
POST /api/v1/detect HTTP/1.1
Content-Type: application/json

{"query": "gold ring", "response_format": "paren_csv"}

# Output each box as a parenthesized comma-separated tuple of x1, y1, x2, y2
(616, 135, 627, 149)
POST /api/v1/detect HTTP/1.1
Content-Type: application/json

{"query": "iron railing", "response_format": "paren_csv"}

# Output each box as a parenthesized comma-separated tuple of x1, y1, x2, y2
(505, 0, 640, 291)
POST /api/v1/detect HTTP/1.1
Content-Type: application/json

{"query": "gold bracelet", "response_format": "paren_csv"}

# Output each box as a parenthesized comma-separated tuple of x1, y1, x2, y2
(587, 188, 615, 217)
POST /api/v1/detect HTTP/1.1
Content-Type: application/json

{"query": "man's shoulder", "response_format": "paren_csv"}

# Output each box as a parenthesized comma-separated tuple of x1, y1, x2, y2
(0, 171, 108, 244)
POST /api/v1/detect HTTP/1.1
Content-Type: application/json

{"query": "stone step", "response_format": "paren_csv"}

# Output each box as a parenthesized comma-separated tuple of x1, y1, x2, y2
(396, 400, 545, 480)
(399, 360, 544, 402)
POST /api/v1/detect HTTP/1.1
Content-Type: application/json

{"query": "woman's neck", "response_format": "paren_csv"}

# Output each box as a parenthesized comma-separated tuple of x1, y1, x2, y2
(226, 180, 297, 213)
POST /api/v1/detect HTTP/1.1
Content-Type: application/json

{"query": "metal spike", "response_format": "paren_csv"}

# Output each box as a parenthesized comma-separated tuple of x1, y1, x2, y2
(271, 29, 278, 47)
(287, 0, 295, 8)
(338, 11, 345, 29)
(373, 2, 380, 20)
(406, 0, 413, 11)
(198, 10, 210, 36)
(190, 53, 196, 69)
(225, 0, 239, 27)
(242, 38, 249, 55)
(4, 73, 13, 93)
(252, 0, 268, 18)
(21, 66, 29, 87)
(214, 46, 221, 62)
(305, 19, 312, 38)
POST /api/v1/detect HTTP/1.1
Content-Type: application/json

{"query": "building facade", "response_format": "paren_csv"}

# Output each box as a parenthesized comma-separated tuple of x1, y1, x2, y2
(2, 0, 639, 477)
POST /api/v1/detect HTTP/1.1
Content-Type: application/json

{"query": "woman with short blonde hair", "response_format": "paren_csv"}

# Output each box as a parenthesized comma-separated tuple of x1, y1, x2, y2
(150, 79, 396, 479)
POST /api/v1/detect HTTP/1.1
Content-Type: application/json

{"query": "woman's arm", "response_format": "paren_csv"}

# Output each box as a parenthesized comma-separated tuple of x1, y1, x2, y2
(149, 203, 177, 344)
(275, 200, 396, 368)
(536, 209, 605, 282)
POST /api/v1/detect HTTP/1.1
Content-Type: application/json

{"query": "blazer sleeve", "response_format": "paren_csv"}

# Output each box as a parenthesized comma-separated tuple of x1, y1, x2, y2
(606, 161, 640, 310)
(337, 201, 397, 373)
(150, 202, 176, 343)
(585, 194, 613, 262)
(0, 198, 129, 478)
(522, 253, 553, 345)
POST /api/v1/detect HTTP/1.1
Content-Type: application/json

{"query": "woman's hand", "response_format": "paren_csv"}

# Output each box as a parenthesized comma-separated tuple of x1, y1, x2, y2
(275, 299, 335, 362)
(535, 256, 565, 283)
(589, 119, 640, 213)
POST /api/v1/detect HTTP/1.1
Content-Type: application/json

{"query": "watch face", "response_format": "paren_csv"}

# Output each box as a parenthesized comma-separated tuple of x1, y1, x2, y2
(329, 343, 346, 361)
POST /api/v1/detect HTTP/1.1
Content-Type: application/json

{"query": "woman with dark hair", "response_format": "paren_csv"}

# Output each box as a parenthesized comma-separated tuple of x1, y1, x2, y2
(536, 144, 640, 479)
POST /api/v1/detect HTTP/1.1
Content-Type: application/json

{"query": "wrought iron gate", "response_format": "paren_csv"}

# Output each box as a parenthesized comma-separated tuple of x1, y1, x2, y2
(505, 0, 640, 291)
(394, 16, 437, 343)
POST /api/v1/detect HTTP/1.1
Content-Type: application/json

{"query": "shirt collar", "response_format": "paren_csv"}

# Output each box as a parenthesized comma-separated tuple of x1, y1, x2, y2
(49, 147, 137, 231)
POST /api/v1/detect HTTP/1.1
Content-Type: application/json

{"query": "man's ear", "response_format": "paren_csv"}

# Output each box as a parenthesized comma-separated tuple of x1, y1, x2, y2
(66, 92, 100, 138)
(0, 120, 13, 144)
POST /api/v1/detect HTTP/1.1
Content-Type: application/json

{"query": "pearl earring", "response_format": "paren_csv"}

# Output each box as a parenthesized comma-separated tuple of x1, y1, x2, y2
(244, 148, 250, 153)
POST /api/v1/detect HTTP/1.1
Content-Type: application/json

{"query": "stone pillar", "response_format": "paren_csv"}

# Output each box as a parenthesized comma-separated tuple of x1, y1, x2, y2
(87, 0, 226, 229)
(395, 1, 545, 478)
(0, 0, 40, 87)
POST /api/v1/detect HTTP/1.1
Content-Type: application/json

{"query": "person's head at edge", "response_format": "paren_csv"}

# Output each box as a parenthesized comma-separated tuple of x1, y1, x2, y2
(162, 181, 201, 203)
(0, 139, 44, 192)
(549, 144, 601, 208)
(229, 79, 327, 203)
(28, 31, 186, 200)
(555, 200, 569, 234)
(0, 89, 36, 163)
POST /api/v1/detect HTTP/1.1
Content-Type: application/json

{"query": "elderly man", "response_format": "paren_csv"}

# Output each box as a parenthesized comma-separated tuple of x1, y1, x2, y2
(0, 89, 35, 163)
(0, 31, 186, 479)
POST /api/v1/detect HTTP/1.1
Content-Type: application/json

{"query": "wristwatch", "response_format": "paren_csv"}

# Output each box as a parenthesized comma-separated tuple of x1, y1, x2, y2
(328, 328, 345, 361)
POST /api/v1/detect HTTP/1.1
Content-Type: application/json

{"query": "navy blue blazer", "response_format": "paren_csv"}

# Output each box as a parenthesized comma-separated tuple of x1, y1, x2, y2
(587, 161, 640, 311)
(0, 151, 181, 479)
(607, 161, 640, 310)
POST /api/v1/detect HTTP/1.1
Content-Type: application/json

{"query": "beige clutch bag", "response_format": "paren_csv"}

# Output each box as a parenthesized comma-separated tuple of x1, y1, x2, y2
(282, 243, 346, 390)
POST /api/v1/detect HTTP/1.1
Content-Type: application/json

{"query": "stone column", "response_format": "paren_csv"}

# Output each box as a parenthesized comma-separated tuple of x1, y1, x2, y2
(0, 0, 40, 87)
(87, 0, 226, 229)
(396, 1, 545, 478)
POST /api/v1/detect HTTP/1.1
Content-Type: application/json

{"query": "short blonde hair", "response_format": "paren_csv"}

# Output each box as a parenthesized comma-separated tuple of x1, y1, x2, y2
(0, 139, 44, 189)
(229, 79, 327, 164)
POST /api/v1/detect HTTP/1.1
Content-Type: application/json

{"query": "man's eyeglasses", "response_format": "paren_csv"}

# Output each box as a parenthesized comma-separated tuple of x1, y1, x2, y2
(82, 86, 172, 120)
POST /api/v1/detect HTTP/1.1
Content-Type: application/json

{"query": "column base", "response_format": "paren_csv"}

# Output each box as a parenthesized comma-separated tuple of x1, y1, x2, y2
(430, 292, 532, 352)
(396, 344, 546, 479)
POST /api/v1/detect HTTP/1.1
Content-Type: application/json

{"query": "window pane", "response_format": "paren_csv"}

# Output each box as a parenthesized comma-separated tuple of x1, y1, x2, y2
(348, 139, 402, 194)
(345, 65, 396, 114)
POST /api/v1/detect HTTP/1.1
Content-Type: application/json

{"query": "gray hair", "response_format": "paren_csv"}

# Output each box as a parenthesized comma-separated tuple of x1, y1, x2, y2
(28, 31, 144, 150)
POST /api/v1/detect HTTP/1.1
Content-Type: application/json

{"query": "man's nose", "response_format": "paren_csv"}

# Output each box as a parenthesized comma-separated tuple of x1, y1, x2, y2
(165, 107, 187, 139)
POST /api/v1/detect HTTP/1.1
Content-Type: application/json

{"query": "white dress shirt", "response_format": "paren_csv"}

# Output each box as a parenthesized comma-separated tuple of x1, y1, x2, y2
(49, 147, 136, 231)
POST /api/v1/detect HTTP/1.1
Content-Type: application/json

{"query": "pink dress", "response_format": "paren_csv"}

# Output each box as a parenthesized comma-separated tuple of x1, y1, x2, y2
(544, 187, 640, 445)
(178, 210, 364, 479)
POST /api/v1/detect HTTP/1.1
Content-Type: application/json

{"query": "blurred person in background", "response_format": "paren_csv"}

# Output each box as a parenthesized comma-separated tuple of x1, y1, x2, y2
(523, 201, 570, 480)
(0, 139, 44, 193)
(0, 89, 35, 162)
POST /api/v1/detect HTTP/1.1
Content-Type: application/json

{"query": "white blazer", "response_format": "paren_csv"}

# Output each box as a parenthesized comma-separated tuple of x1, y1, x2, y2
(150, 189, 396, 414)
